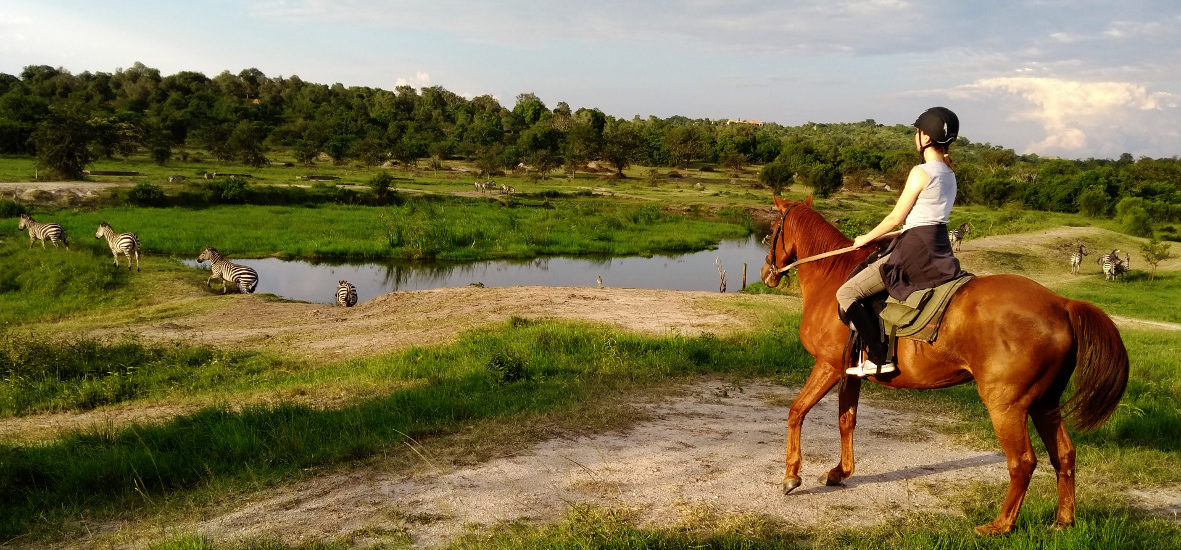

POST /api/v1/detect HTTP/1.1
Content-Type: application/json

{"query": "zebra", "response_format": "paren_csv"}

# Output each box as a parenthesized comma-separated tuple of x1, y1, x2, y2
(95, 222, 141, 271)
(195, 246, 258, 294)
(17, 213, 69, 249)
(1069, 244, 1087, 275)
(948, 221, 971, 252)
(1098, 249, 1130, 281)
(336, 280, 358, 307)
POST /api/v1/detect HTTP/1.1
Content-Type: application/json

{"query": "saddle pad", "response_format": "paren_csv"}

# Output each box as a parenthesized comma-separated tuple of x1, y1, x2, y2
(881, 275, 974, 342)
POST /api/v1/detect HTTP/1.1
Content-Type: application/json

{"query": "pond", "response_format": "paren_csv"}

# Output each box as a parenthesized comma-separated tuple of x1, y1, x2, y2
(184, 235, 769, 305)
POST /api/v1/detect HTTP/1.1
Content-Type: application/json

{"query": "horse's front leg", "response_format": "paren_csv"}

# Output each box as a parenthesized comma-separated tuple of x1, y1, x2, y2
(784, 363, 842, 494)
(821, 374, 861, 486)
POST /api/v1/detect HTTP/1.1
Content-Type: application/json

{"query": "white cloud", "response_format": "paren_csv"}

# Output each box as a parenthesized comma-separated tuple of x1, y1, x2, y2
(395, 71, 431, 89)
(955, 76, 1179, 157)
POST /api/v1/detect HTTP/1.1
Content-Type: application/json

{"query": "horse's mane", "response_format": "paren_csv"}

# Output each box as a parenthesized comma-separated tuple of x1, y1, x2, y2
(786, 204, 867, 279)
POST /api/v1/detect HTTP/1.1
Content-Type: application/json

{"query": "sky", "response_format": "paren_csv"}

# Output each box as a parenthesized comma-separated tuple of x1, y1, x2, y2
(2, 0, 1180, 160)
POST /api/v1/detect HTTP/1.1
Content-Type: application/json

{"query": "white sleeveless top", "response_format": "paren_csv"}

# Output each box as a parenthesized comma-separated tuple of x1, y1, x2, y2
(902, 162, 956, 231)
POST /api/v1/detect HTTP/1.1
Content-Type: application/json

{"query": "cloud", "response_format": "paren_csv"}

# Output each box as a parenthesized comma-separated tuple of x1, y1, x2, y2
(395, 71, 431, 88)
(955, 76, 1179, 157)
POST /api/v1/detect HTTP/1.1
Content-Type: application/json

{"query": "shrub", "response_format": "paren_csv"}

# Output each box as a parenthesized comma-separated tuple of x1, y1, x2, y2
(0, 199, 23, 218)
(204, 177, 248, 204)
(127, 182, 166, 206)
(758, 162, 794, 195)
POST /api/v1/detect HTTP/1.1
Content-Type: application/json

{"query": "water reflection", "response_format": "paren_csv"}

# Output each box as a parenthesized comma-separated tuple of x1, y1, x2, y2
(183, 235, 768, 305)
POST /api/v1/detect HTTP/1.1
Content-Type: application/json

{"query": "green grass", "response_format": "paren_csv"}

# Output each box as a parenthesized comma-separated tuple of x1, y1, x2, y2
(1053, 271, 1181, 324)
(0, 316, 813, 542)
(14, 194, 751, 262)
(143, 498, 1181, 549)
(0, 334, 291, 416)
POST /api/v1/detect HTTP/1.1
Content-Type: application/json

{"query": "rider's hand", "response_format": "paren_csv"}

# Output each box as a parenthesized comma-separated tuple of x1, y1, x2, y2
(853, 234, 873, 248)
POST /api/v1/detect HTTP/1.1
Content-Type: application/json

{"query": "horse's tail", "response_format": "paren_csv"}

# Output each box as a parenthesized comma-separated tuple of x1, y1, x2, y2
(1061, 300, 1129, 431)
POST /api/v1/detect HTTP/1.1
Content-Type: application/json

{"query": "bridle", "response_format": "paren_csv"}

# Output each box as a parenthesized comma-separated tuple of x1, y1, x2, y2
(764, 202, 801, 276)
(765, 202, 900, 277)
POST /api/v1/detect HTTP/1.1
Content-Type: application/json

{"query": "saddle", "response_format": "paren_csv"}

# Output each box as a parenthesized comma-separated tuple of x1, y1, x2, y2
(869, 275, 974, 343)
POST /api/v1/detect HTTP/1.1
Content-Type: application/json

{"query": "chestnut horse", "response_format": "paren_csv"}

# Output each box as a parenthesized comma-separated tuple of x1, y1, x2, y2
(759, 196, 1128, 535)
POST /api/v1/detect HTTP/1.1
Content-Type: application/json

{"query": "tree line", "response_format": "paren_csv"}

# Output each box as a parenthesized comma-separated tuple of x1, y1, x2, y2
(1, 63, 1177, 237)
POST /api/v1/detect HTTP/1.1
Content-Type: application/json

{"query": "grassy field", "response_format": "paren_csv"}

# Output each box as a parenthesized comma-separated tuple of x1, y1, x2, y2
(1, 159, 1178, 548)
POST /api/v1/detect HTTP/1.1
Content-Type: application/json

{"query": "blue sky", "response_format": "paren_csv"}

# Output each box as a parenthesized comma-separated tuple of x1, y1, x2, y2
(2, 0, 1180, 159)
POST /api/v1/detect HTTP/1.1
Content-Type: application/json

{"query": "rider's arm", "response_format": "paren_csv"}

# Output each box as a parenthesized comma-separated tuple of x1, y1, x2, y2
(852, 166, 929, 248)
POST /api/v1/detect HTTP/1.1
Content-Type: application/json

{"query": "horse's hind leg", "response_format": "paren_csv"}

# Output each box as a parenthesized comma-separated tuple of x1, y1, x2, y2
(822, 374, 861, 486)
(1031, 406, 1076, 529)
(783, 364, 842, 494)
(976, 404, 1037, 536)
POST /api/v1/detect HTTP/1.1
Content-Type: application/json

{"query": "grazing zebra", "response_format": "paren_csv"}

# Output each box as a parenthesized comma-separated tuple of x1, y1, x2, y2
(1098, 249, 1130, 281)
(948, 221, 972, 252)
(1069, 244, 1087, 275)
(17, 213, 68, 249)
(95, 222, 141, 271)
(336, 280, 358, 307)
(195, 246, 258, 294)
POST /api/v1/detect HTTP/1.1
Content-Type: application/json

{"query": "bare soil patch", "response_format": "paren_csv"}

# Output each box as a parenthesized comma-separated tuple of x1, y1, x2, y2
(89, 379, 1015, 549)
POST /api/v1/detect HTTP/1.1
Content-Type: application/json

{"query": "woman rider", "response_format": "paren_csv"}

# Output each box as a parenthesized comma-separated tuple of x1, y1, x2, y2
(836, 106, 967, 377)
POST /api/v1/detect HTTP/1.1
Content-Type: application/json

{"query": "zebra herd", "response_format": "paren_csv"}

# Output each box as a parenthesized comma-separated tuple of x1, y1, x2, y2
(473, 180, 514, 194)
(16, 214, 361, 306)
(1068, 244, 1131, 281)
(20, 213, 141, 272)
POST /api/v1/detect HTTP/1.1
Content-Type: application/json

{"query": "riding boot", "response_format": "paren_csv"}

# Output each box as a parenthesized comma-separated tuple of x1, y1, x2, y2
(841, 299, 895, 377)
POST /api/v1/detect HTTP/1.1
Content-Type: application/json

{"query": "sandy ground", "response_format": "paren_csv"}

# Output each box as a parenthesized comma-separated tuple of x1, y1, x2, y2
(169, 379, 1012, 548)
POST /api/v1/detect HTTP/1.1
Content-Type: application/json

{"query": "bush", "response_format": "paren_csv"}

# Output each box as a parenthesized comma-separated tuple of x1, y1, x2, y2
(0, 199, 23, 218)
(759, 162, 794, 195)
(127, 182, 166, 206)
(367, 171, 394, 198)
(1077, 186, 1108, 217)
(203, 177, 248, 204)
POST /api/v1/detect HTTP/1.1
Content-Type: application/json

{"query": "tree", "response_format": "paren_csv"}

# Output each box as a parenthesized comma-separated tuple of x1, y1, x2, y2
(803, 163, 842, 198)
(30, 104, 94, 180)
(664, 125, 709, 168)
(759, 162, 794, 195)
(601, 121, 646, 176)
(1077, 186, 1108, 217)
(1138, 239, 1175, 282)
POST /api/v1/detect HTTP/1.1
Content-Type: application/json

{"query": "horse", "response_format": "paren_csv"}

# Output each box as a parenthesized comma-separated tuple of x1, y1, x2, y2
(759, 195, 1128, 536)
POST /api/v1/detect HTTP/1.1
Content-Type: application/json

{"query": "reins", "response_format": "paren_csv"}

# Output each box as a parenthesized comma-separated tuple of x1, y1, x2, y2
(769, 211, 901, 274)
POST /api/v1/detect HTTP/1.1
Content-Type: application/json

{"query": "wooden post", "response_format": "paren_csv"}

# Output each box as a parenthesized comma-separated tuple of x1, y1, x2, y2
(742, 263, 747, 290)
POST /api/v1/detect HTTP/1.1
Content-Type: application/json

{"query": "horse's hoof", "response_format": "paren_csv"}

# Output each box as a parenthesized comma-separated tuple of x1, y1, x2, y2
(819, 471, 845, 486)
(973, 523, 1008, 537)
(782, 477, 801, 494)
(1051, 520, 1074, 531)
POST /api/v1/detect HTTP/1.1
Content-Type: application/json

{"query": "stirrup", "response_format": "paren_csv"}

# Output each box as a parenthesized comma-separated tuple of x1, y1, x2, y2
(845, 358, 896, 377)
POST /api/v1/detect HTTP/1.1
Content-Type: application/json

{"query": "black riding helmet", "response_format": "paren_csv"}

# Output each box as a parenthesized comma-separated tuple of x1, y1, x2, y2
(913, 106, 959, 147)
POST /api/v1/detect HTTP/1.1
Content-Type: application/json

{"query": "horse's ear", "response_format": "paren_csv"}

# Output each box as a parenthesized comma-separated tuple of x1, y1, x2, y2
(772, 195, 789, 212)
(804, 195, 813, 207)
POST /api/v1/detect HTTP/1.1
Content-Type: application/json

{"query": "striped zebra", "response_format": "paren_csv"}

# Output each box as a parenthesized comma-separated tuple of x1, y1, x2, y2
(336, 280, 358, 307)
(18, 213, 69, 249)
(1069, 244, 1087, 275)
(95, 222, 141, 271)
(196, 246, 258, 294)
(1098, 249, 1130, 281)
(948, 221, 972, 252)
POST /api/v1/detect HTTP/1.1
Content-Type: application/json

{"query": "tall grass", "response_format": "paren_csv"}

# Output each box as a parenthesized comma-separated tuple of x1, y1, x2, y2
(0, 334, 288, 416)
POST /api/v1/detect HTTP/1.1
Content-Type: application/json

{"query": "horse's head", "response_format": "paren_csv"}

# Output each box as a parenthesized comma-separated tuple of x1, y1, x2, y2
(760, 195, 812, 288)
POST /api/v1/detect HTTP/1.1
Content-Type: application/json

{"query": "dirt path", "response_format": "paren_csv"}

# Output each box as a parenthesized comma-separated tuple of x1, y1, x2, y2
(92, 379, 1015, 549)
